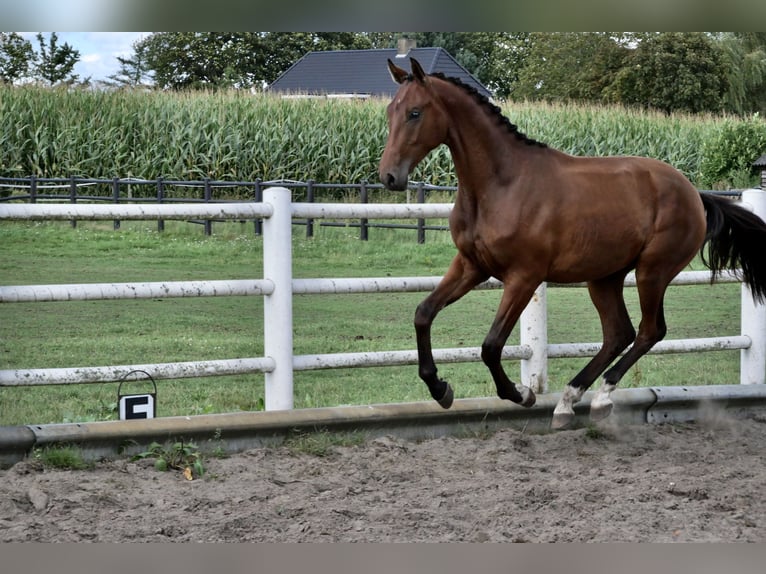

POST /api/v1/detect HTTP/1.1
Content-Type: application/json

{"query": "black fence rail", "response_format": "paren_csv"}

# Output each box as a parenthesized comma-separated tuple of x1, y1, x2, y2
(0, 177, 460, 243)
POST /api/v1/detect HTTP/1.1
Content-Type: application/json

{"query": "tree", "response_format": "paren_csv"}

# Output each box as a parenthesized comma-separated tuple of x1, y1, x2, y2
(512, 33, 631, 103)
(717, 32, 766, 116)
(485, 33, 533, 99)
(364, 32, 399, 49)
(0, 32, 34, 84)
(137, 33, 234, 90)
(394, 33, 522, 98)
(128, 32, 533, 97)
(606, 33, 727, 114)
(252, 32, 371, 88)
(136, 32, 373, 91)
(106, 38, 153, 88)
(34, 32, 80, 86)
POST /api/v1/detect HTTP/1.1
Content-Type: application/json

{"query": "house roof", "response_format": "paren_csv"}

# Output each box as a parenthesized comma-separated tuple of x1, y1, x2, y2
(753, 153, 766, 169)
(268, 47, 492, 99)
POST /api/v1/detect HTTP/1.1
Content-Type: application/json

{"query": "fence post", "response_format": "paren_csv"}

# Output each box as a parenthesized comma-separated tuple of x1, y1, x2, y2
(360, 180, 369, 241)
(203, 178, 212, 236)
(112, 177, 121, 230)
(740, 188, 766, 385)
(306, 180, 314, 238)
(156, 177, 165, 232)
(69, 176, 77, 229)
(416, 182, 425, 244)
(262, 187, 294, 410)
(254, 178, 263, 236)
(520, 283, 548, 393)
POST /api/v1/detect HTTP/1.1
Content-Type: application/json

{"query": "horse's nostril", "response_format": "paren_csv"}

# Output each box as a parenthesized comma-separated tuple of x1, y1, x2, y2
(385, 173, 396, 189)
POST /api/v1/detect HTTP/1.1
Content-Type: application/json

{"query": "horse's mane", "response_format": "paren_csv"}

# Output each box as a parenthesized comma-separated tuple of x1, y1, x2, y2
(429, 72, 547, 149)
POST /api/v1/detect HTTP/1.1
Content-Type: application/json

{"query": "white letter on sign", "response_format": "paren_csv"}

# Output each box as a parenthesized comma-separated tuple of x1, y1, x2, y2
(119, 395, 155, 420)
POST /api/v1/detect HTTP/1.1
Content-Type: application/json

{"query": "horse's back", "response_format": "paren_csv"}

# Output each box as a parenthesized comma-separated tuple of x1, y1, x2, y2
(523, 151, 706, 283)
(557, 152, 698, 200)
(551, 152, 704, 228)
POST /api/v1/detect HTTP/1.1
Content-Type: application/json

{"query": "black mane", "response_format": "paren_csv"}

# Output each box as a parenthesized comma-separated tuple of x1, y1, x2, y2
(429, 72, 547, 148)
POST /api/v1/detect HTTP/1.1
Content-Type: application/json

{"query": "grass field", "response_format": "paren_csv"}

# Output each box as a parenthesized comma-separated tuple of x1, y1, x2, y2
(0, 218, 742, 426)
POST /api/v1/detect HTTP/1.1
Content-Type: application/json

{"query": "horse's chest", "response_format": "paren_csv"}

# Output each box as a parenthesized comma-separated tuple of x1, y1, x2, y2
(450, 206, 535, 277)
(452, 227, 507, 274)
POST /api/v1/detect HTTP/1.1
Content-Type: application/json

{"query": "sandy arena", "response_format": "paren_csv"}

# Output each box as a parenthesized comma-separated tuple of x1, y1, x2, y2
(1, 413, 765, 542)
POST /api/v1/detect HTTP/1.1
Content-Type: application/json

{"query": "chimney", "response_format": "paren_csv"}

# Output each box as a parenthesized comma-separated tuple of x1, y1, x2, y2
(396, 38, 417, 57)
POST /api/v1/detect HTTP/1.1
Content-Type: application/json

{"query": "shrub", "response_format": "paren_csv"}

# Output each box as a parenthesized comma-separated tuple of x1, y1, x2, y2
(699, 114, 766, 189)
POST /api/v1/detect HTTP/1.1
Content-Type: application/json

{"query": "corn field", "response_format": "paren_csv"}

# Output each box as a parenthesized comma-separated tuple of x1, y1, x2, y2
(1, 85, 764, 193)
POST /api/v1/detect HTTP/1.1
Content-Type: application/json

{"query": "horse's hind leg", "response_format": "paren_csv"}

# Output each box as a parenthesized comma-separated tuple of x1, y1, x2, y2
(482, 278, 539, 407)
(591, 270, 672, 421)
(415, 254, 488, 408)
(552, 272, 635, 429)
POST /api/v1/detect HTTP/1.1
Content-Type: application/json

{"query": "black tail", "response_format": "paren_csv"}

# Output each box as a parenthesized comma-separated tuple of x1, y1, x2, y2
(700, 192, 766, 303)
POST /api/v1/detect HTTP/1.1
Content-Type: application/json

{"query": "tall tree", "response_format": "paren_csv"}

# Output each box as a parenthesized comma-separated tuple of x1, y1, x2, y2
(363, 32, 399, 49)
(399, 33, 521, 97)
(0, 32, 34, 84)
(512, 33, 631, 103)
(136, 32, 373, 90)
(34, 32, 80, 86)
(606, 32, 727, 114)
(717, 32, 766, 115)
(106, 38, 153, 88)
(486, 33, 532, 99)
(137, 33, 237, 90)
(252, 32, 371, 87)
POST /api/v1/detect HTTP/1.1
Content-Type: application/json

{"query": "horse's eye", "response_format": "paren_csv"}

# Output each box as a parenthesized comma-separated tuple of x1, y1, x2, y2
(407, 109, 421, 121)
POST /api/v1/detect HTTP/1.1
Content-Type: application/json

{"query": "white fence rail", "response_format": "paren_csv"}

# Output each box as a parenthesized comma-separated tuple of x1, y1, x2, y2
(1, 188, 765, 411)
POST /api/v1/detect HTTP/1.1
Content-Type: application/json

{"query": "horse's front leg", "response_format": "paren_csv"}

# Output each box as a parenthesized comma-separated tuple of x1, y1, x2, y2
(415, 254, 487, 409)
(481, 278, 539, 407)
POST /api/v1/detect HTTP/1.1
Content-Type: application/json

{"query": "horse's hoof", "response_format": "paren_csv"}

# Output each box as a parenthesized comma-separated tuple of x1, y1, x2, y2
(520, 387, 536, 408)
(551, 412, 575, 430)
(589, 402, 613, 422)
(436, 384, 454, 409)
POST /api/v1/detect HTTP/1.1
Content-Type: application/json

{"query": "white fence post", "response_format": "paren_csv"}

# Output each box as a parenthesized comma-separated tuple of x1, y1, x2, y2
(262, 187, 294, 409)
(740, 188, 766, 385)
(520, 282, 548, 393)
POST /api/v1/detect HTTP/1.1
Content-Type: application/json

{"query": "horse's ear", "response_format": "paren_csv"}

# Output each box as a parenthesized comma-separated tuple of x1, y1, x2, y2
(387, 59, 410, 85)
(410, 58, 428, 85)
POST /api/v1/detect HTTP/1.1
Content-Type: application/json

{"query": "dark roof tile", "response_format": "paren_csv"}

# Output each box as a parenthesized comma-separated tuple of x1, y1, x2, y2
(269, 47, 491, 99)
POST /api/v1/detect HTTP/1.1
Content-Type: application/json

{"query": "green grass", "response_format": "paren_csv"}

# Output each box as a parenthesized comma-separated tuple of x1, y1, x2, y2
(0, 219, 742, 426)
(283, 429, 368, 457)
(33, 445, 90, 470)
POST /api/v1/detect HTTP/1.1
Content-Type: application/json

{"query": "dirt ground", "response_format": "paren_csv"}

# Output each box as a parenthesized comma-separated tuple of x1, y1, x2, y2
(2, 413, 765, 543)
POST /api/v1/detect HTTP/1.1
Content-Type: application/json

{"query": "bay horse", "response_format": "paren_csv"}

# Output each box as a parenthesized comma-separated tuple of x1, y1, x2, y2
(379, 58, 766, 429)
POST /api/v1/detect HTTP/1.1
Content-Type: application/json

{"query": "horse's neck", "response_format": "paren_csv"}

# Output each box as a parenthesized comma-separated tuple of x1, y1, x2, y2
(438, 85, 525, 200)
(446, 119, 521, 202)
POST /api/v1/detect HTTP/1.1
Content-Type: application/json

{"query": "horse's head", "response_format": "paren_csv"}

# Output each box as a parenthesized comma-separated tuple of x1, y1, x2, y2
(379, 58, 449, 191)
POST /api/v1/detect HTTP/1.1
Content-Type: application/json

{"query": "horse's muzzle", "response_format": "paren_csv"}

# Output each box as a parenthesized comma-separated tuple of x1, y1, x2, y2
(380, 170, 408, 191)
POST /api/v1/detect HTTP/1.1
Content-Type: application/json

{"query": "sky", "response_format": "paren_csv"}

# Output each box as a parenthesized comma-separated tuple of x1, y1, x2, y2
(20, 32, 149, 82)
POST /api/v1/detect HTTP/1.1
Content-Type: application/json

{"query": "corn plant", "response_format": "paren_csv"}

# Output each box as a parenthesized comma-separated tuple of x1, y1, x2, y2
(1, 85, 759, 191)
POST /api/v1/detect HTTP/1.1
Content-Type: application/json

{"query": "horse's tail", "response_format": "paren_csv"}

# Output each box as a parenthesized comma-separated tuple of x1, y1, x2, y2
(699, 192, 766, 303)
